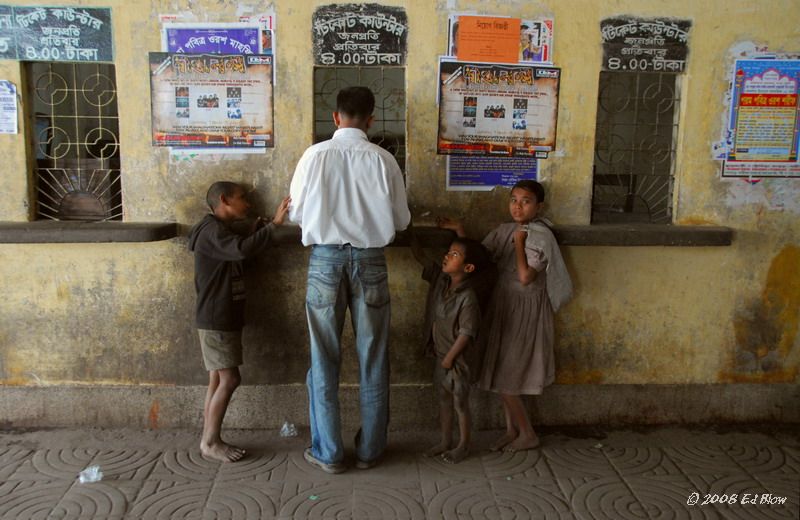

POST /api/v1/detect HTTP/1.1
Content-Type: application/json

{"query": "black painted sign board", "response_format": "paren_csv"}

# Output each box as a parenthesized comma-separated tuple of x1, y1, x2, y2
(0, 5, 113, 62)
(600, 17, 691, 73)
(312, 3, 407, 66)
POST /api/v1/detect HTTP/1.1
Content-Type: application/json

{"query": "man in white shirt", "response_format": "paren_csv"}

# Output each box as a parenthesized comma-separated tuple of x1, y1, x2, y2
(289, 87, 410, 474)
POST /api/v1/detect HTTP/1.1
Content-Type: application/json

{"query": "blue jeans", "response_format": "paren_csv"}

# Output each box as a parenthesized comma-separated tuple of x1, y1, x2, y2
(305, 245, 391, 465)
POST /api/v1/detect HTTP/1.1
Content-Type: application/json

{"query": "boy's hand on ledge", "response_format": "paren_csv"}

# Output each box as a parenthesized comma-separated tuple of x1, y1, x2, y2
(272, 196, 291, 226)
(437, 216, 465, 237)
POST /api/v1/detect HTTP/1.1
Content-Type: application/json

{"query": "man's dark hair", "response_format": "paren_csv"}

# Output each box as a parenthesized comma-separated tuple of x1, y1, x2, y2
(452, 237, 492, 275)
(512, 179, 545, 203)
(206, 181, 241, 210)
(336, 86, 375, 120)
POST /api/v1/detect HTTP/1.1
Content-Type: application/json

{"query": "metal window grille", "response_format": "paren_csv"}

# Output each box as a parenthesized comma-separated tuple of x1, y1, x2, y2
(26, 62, 122, 221)
(592, 71, 679, 224)
(313, 67, 406, 172)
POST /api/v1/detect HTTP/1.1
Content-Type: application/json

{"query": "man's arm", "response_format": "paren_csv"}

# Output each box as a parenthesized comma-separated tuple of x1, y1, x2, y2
(288, 151, 311, 225)
(389, 162, 410, 231)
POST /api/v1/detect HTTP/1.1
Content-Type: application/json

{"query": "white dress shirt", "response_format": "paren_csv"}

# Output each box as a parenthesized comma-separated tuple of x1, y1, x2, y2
(289, 127, 411, 248)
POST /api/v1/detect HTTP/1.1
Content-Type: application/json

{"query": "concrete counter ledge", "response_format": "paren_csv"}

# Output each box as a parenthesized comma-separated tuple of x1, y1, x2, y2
(0, 222, 732, 246)
(395, 225, 733, 247)
(0, 221, 180, 243)
(263, 224, 734, 247)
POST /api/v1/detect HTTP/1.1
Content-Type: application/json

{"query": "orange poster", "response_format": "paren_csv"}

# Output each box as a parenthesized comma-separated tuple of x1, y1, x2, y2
(455, 16, 521, 63)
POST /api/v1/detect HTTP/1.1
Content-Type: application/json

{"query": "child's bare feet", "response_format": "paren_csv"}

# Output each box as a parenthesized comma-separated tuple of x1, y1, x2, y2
(424, 442, 451, 458)
(490, 432, 517, 452)
(442, 446, 469, 464)
(503, 434, 540, 453)
(201, 441, 246, 462)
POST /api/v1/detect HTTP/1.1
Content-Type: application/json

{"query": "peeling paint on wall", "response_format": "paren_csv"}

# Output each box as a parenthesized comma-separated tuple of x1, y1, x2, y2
(723, 245, 800, 382)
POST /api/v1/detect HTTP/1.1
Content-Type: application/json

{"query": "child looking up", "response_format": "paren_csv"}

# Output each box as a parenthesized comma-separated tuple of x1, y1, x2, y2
(412, 232, 492, 463)
(188, 181, 290, 462)
(440, 180, 572, 453)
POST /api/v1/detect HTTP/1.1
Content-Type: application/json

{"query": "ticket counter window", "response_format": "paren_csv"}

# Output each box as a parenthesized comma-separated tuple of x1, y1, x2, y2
(26, 62, 122, 221)
(313, 67, 406, 172)
(591, 71, 679, 224)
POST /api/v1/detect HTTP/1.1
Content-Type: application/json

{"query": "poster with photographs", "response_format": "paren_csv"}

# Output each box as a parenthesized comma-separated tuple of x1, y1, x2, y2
(437, 60, 560, 156)
(150, 53, 273, 148)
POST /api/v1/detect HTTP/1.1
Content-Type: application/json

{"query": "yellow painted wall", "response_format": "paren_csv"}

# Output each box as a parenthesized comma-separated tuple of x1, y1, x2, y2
(0, 0, 798, 389)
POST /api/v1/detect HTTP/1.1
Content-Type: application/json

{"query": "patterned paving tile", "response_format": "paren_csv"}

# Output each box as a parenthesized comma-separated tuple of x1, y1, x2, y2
(0, 429, 797, 519)
(626, 475, 721, 520)
(727, 475, 799, 520)
(88, 449, 161, 481)
(558, 476, 648, 519)
(0, 447, 33, 481)
(422, 478, 571, 520)
(0, 481, 73, 520)
(481, 448, 554, 480)
(8, 449, 97, 481)
(49, 481, 131, 519)
(345, 451, 422, 482)
(216, 451, 288, 482)
(147, 450, 219, 482)
(687, 473, 772, 497)
(605, 447, 684, 477)
(544, 448, 618, 478)
(205, 481, 283, 519)
(726, 446, 793, 475)
(416, 451, 486, 481)
(277, 481, 354, 519)
(127, 480, 213, 519)
(663, 447, 742, 475)
(352, 482, 425, 519)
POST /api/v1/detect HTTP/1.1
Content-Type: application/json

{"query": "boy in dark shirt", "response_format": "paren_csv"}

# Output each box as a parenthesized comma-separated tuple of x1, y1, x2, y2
(188, 181, 290, 462)
(412, 232, 492, 463)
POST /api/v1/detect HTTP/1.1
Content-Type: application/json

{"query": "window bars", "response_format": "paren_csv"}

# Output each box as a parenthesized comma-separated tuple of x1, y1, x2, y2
(313, 66, 406, 172)
(592, 71, 679, 224)
(28, 62, 122, 221)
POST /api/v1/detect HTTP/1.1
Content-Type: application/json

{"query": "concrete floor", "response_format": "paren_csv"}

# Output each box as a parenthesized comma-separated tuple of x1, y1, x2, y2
(0, 425, 797, 519)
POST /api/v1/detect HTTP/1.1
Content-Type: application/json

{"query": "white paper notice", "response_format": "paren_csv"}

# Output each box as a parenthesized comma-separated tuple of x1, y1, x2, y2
(0, 81, 17, 134)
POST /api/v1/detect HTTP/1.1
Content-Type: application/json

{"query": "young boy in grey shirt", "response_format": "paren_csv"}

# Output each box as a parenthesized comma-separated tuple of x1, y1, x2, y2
(188, 181, 289, 462)
(413, 234, 492, 463)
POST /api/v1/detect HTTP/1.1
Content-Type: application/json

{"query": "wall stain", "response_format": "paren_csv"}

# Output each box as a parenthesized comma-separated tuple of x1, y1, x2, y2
(676, 217, 716, 226)
(721, 245, 800, 382)
(149, 400, 160, 430)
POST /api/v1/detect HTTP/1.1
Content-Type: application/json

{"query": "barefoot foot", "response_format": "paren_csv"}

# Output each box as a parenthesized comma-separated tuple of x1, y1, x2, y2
(424, 442, 451, 458)
(490, 432, 517, 452)
(201, 441, 246, 462)
(442, 446, 469, 464)
(503, 434, 540, 453)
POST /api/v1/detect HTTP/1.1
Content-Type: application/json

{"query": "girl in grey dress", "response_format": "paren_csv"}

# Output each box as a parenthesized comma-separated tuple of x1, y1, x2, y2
(440, 180, 572, 452)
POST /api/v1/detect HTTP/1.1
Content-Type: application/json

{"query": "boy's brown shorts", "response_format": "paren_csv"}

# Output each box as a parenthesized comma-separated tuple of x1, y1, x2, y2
(198, 329, 242, 371)
(434, 362, 471, 404)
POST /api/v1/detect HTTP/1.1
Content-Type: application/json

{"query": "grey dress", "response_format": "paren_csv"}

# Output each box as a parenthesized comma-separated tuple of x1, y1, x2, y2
(478, 222, 555, 395)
